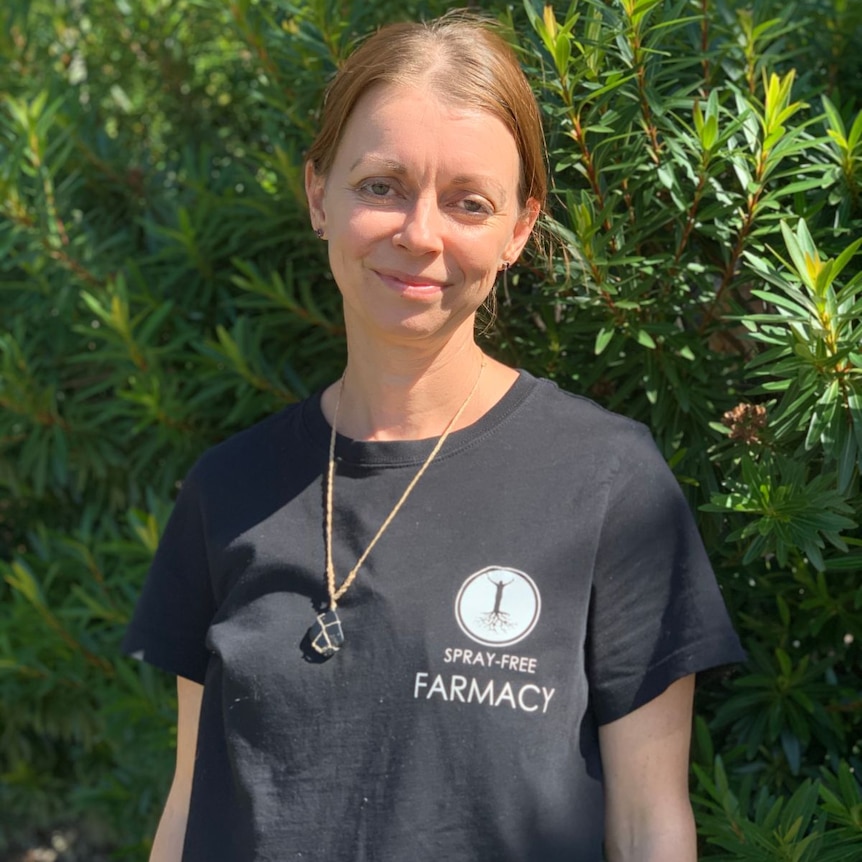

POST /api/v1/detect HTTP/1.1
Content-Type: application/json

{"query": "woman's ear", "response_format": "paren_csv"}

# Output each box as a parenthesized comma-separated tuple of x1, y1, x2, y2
(503, 198, 541, 265)
(305, 160, 327, 234)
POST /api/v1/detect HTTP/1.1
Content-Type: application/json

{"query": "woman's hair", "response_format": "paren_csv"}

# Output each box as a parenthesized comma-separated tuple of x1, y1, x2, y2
(305, 12, 547, 214)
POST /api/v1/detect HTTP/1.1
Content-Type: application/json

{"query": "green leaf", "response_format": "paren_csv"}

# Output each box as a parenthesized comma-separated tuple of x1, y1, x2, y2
(636, 329, 657, 349)
(594, 325, 615, 355)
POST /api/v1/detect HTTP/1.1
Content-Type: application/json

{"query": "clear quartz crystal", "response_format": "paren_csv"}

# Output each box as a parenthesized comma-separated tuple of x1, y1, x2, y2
(308, 609, 344, 656)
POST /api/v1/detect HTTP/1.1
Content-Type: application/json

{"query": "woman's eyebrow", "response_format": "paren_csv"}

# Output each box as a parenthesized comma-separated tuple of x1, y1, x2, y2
(348, 156, 407, 174)
(349, 158, 508, 198)
(451, 174, 508, 200)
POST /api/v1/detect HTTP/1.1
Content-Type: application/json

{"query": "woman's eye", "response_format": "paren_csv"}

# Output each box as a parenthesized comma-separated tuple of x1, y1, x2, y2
(459, 197, 492, 215)
(360, 181, 393, 197)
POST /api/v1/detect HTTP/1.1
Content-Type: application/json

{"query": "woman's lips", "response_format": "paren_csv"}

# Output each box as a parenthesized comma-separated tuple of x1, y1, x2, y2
(375, 270, 449, 296)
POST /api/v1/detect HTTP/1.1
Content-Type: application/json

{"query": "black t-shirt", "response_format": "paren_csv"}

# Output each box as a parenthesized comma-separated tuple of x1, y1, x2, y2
(124, 370, 744, 861)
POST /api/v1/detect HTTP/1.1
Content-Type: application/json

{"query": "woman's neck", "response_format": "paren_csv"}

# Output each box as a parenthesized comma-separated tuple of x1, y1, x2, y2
(320, 330, 515, 442)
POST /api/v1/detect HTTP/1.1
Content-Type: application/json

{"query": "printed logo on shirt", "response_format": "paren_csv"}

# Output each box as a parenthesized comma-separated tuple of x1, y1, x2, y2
(455, 566, 541, 647)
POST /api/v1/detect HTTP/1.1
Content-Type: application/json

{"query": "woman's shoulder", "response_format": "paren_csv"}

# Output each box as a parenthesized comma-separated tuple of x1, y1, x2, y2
(188, 394, 322, 486)
(520, 371, 652, 444)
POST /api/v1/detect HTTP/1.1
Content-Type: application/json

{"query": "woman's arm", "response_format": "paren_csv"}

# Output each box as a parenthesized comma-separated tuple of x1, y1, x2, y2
(598, 675, 698, 862)
(149, 676, 204, 862)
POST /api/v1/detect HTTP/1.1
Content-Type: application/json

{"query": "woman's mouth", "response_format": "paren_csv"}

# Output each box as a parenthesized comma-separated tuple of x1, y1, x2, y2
(375, 270, 449, 297)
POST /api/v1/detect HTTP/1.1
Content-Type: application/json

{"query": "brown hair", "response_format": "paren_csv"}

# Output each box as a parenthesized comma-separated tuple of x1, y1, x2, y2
(305, 12, 547, 214)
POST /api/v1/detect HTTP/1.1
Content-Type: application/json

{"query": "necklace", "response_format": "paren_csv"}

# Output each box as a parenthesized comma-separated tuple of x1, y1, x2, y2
(307, 357, 486, 657)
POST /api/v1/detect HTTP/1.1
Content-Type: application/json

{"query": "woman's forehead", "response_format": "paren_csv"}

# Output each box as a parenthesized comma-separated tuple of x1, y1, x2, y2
(334, 84, 519, 170)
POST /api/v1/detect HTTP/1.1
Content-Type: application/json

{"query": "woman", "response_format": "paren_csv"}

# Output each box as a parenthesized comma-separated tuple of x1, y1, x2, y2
(124, 12, 744, 862)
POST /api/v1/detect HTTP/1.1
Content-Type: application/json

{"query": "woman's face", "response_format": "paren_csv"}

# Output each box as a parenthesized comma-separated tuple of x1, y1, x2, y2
(305, 84, 539, 348)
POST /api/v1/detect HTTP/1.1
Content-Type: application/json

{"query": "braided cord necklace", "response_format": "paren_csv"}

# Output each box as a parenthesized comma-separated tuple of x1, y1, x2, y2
(307, 357, 486, 657)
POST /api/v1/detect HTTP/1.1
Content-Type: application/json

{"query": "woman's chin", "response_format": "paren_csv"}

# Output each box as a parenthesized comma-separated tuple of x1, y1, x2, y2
(347, 305, 477, 346)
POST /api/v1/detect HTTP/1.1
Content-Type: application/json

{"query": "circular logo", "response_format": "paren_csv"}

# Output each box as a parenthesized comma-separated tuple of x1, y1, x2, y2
(455, 566, 541, 647)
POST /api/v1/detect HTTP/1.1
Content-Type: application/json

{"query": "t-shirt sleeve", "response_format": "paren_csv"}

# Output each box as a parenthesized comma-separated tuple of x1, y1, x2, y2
(121, 463, 216, 684)
(586, 424, 745, 725)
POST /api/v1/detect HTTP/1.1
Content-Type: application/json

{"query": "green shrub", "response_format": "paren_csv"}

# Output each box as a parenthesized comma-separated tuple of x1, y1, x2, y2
(1, 0, 860, 857)
(509, 0, 862, 855)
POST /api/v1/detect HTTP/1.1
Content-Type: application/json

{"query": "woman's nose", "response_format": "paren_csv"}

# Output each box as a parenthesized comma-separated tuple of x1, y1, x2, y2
(393, 196, 445, 254)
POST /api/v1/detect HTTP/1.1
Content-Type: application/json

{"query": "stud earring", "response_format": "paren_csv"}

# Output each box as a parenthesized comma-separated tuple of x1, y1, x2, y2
(315, 227, 324, 239)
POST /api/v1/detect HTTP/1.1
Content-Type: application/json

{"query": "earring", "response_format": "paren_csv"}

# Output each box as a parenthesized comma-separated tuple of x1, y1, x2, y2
(315, 227, 324, 239)
(500, 261, 510, 303)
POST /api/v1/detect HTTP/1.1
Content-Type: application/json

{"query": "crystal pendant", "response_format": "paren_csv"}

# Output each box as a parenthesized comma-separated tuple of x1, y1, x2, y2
(307, 609, 344, 657)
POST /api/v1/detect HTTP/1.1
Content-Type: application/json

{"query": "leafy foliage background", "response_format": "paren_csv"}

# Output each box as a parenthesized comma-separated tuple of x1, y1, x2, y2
(1, 0, 861, 858)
